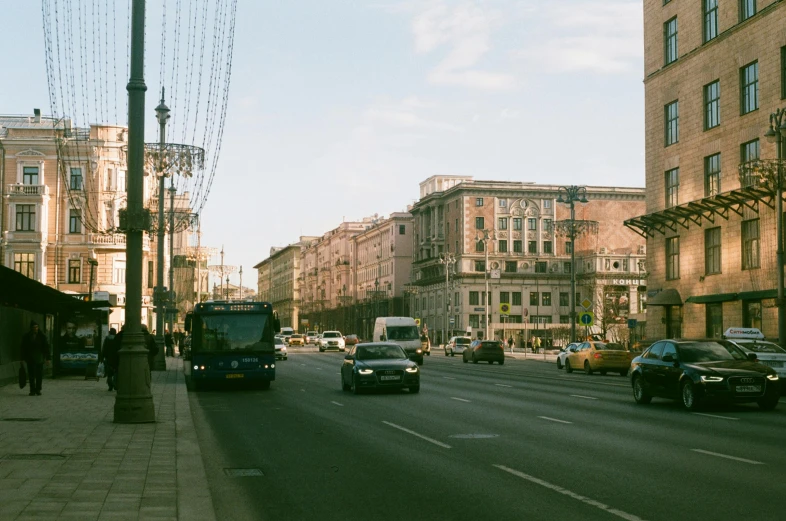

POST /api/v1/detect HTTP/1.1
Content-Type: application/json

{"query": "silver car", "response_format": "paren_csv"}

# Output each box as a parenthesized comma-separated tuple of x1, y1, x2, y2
(274, 337, 288, 360)
(724, 339, 786, 391)
(445, 336, 472, 357)
(557, 342, 581, 370)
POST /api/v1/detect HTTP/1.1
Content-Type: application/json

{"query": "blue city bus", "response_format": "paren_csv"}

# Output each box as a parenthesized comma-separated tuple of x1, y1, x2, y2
(183, 301, 280, 390)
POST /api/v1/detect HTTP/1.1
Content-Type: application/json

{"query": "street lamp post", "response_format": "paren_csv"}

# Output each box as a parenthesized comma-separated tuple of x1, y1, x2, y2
(765, 109, 786, 346)
(475, 230, 495, 340)
(439, 252, 455, 347)
(556, 186, 589, 344)
(152, 91, 169, 371)
(167, 182, 176, 334)
(87, 254, 98, 299)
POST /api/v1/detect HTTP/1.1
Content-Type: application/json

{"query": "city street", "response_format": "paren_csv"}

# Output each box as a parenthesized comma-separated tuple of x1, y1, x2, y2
(189, 350, 786, 521)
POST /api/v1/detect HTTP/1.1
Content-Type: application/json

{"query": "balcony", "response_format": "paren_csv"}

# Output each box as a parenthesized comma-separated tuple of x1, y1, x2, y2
(6, 184, 49, 197)
(88, 233, 150, 250)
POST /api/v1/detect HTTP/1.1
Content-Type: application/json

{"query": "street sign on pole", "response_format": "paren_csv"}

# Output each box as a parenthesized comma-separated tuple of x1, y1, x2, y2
(578, 312, 594, 326)
(580, 298, 593, 310)
(449, 317, 455, 325)
(499, 303, 511, 314)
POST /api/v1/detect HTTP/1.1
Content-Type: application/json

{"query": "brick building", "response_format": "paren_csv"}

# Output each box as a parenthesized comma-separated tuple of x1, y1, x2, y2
(627, 1, 786, 340)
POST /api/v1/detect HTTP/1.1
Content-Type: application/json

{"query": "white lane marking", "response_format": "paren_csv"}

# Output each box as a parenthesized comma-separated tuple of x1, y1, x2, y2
(316, 367, 322, 370)
(691, 449, 764, 465)
(300, 364, 306, 366)
(451, 397, 471, 403)
(495, 384, 512, 388)
(442, 376, 456, 380)
(538, 416, 572, 424)
(495, 465, 646, 521)
(330, 401, 344, 407)
(382, 421, 452, 449)
(570, 394, 598, 400)
(692, 413, 738, 421)
(300, 389, 306, 392)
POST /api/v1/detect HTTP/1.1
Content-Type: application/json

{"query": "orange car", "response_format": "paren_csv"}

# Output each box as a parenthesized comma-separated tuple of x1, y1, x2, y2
(565, 341, 631, 376)
(288, 334, 305, 346)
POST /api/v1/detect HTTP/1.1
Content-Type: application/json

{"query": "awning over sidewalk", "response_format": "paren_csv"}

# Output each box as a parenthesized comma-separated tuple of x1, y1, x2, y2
(646, 288, 683, 306)
(685, 293, 738, 304)
(0, 264, 98, 314)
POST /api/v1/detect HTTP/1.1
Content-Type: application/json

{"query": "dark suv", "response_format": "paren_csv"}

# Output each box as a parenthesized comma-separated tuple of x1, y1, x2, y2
(630, 339, 780, 410)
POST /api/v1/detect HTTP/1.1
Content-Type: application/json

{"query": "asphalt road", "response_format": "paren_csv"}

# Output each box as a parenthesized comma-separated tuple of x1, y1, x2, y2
(189, 348, 786, 521)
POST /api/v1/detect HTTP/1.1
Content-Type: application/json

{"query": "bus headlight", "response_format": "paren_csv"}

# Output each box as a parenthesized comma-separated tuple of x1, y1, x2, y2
(193, 365, 199, 370)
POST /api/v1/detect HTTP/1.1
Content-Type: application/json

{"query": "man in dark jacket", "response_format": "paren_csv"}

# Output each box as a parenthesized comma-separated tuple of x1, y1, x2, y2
(164, 329, 174, 357)
(100, 328, 119, 391)
(21, 321, 50, 396)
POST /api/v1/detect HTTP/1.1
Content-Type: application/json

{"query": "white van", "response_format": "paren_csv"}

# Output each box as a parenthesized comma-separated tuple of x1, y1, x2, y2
(373, 317, 423, 365)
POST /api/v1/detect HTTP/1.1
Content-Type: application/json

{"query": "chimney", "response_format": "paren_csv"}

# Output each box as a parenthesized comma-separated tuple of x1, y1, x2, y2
(33, 108, 41, 123)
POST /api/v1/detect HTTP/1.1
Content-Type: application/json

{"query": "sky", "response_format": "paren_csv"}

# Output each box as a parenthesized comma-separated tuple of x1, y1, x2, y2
(0, 0, 645, 290)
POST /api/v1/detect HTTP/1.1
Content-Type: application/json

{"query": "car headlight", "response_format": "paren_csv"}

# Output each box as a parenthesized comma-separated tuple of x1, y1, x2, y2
(416, 349, 422, 354)
(700, 375, 724, 383)
(767, 374, 779, 381)
(405, 367, 419, 373)
(358, 368, 374, 375)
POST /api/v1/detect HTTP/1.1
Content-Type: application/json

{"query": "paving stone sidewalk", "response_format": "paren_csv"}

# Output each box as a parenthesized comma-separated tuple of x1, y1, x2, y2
(0, 358, 215, 521)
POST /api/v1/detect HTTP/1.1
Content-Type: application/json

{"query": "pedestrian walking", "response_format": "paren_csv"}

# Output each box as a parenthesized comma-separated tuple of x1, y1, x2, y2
(164, 329, 174, 357)
(507, 336, 514, 353)
(100, 328, 119, 391)
(20, 321, 50, 396)
(534, 336, 542, 354)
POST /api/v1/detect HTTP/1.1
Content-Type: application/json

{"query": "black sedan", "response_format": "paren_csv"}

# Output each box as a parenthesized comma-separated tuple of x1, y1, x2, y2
(463, 340, 505, 365)
(630, 339, 780, 410)
(341, 342, 420, 394)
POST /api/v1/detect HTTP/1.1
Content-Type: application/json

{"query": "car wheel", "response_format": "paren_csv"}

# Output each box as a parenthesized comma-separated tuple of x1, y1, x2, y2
(451, 352, 455, 357)
(410, 385, 420, 394)
(463, 355, 468, 363)
(632, 376, 652, 404)
(619, 369, 628, 377)
(565, 360, 573, 373)
(499, 359, 504, 365)
(341, 374, 351, 392)
(284, 356, 288, 360)
(353, 374, 363, 395)
(472, 354, 478, 364)
(681, 380, 701, 410)
(600, 370, 607, 376)
(556, 358, 563, 370)
(757, 393, 779, 411)
(584, 360, 593, 375)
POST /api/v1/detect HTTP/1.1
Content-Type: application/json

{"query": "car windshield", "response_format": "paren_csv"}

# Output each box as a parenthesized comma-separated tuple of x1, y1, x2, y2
(678, 341, 748, 363)
(323, 332, 341, 338)
(274, 338, 283, 345)
(356, 344, 407, 360)
(595, 342, 625, 351)
(386, 326, 419, 341)
(735, 341, 786, 354)
(455, 338, 471, 345)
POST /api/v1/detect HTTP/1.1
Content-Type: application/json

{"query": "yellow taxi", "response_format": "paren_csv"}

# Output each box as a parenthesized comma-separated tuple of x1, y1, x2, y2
(288, 334, 305, 346)
(565, 340, 631, 376)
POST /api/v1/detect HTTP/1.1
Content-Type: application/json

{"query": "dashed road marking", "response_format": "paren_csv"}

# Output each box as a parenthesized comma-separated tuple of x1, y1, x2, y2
(691, 449, 763, 465)
(538, 416, 572, 424)
(451, 397, 471, 403)
(570, 394, 598, 400)
(495, 384, 513, 388)
(382, 421, 452, 449)
(442, 376, 456, 380)
(330, 401, 344, 407)
(692, 413, 738, 420)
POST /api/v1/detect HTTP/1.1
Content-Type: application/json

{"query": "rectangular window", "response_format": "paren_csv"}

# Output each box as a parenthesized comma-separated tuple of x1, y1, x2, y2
(543, 199, 552, 209)
(23, 166, 39, 185)
(703, 0, 718, 43)
(14, 253, 35, 278)
(512, 292, 522, 306)
(70, 167, 83, 190)
(474, 260, 485, 272)
(499, 199, 507, 207)
(741, 139, 760, 187)
(498, 240, 508, 253)
(513, 218, 522, 231)
(542, 292, 552, 306)
(560, 315, 570, 324)
(68, 259, 81, 283)
(665, 168, 679, 208)
(565, 241, 573, 254)
(399, 225, 405, 235)
(528, 241, 538, 254)
(469, 315, 480, 328)
(664, 17, 678, 65)
(15, 204, 35, 231)
(117, 170, 126, 192)
(530, 292, 539, 306)
(666, 237, 680, 280)
(513, 240, 523, 253)
(475, 240, 485, 253)
(564, 261, 571, 273)
(528, 218, 537, 231)
(105, 168, 113, 190)
(706, 303, 723, 338)
(505, 261, 517, 273)
(543, 219, 552, 232)
(705, 153, 721, 197)
(543, 241, 553, 254)
(498, 217, 508, 230)
(69, 209, 82, 234)
(148, 260, 154, 288)
(535, 261, 547, 274)
(114, 260, 127, 285)
(475, 217, 484, 229)
(705, 227, 721, 275)
(740, 61, 759, 115)
(739, 0, 756, 22)
(704, 80, 720, 130)
(500, 292, 510, 304)
(560, 292, 569, 306)
(475, 198, 484, 207)
(665, 100, 679, 146)
(742, 219, 760, 270)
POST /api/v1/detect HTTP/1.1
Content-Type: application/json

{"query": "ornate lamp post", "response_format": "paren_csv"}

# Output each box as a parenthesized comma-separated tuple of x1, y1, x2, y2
(439, 252, 456, 346)
(556, 186, 589, 343)
(152, 92, 170, 370)
(475, 229, 495, 340)
(764, 108, 786, 346)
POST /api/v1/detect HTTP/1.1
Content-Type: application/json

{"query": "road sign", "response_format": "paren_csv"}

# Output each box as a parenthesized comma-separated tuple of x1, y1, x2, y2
(415, 318, 421, 326)
(499, 303, 511, 314)
(580, 298, 592, 310)
(490, 269, 501, 279)
(578, 311, 594, 326)
(449, 317, 455, 325)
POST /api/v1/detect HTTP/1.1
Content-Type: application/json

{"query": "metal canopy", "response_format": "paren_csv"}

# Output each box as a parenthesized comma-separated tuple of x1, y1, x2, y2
(0, 265, 99, 314)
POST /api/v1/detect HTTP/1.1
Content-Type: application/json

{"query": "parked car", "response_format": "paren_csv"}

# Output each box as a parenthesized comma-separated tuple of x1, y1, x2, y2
(722, 327, 786, 393)
(463, 340, 505, 365)
(556, 342, 581, 370)
(565, 341, 631, 376)
(344, 334, 360, 346)
(305, 331, 319, 345)
(274, 337, 288, 360)
(445, 336, 471, 357)
(319, 331, 346, 352)
(288, 334, 305, 346)
(630, 339, 780, 410)
(341, 342, 420, 394)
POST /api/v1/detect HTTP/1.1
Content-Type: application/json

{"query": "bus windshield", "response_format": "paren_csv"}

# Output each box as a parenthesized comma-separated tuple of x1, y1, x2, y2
(194, 313, 274, 353)
(386, 326, 419, 341)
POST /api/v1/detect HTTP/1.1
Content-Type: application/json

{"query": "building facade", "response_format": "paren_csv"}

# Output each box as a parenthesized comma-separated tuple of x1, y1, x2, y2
(411, 176, 647, 346)
(629, 1, 786, 340)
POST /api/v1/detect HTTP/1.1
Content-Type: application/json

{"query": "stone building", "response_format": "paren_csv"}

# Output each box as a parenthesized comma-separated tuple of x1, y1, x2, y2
(410, 176, 646, 346)
(628, 1, 786, 340)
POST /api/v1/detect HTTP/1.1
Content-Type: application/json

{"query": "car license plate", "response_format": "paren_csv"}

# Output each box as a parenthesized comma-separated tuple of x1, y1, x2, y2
(226, 373, 244, 379)
(380, 375, 400, 381)
(735, 385, 760, 393)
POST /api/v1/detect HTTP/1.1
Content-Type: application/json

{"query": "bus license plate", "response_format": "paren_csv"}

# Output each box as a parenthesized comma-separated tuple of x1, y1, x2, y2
(226, 373, 244, 379)
(735, 385, 760, 393)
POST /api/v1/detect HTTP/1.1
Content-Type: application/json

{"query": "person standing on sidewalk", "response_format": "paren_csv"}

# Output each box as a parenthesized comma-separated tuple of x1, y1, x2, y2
(507, 336, 514, 353)
(100, 328, 119, 391)
(21, 321, 50, 396)
(164, 329, 174, 357)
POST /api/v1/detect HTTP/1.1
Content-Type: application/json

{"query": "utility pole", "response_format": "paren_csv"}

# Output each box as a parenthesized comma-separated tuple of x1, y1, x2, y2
(114, 0, 155, 423)
(168, 182, 176, 332)
(239, 265, 243, 300)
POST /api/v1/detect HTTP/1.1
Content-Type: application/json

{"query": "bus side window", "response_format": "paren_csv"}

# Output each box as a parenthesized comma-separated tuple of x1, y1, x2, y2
(185, 313, 192, 333)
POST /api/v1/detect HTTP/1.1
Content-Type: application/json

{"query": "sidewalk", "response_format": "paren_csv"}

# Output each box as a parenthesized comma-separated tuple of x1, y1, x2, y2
(505, 348, 558, 362)
(0, 358, 215, 521)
